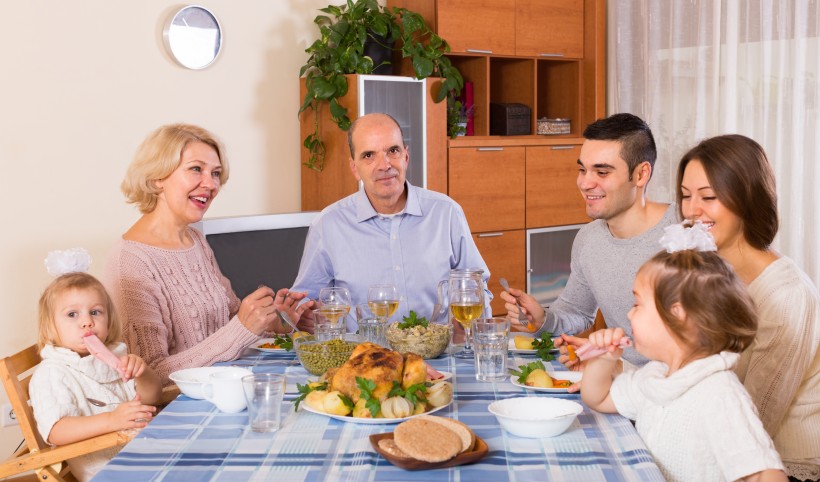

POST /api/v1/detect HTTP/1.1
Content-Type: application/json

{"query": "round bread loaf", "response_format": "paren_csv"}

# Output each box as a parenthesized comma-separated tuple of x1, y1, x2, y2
(393, 418, 461, 463)
(378, 439, 411, 459)
(415, 415, 475, 453)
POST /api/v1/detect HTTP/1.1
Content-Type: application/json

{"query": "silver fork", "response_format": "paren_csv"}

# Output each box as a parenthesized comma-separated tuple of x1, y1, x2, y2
(499, 278, 530, 330)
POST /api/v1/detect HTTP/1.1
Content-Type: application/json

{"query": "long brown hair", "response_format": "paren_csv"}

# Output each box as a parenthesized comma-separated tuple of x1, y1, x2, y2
(641, 249, 757, 363)
(676, 134, 778, 250)
(37, 272, 122, 350)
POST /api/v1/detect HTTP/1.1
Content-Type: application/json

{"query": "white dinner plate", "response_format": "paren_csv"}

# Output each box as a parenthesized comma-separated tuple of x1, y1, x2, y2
(508, 337, 560, 355)
(300, 399, 452, 424)
(249, 338, 289, 353)
(509, 371, 582, 393)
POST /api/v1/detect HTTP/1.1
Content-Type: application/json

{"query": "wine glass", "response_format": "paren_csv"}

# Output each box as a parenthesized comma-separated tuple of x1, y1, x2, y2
(317, 287, 352, 326)
(367, 284, 399, 322)
(449, 278, 484, 359)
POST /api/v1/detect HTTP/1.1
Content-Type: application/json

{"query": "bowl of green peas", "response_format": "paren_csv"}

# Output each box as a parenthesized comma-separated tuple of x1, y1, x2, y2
(293, 334, 363, 375)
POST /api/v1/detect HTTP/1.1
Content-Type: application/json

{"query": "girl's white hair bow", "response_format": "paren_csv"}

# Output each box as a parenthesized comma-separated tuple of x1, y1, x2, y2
(44, 248, 92, 277)
(658, 221, 717, 253)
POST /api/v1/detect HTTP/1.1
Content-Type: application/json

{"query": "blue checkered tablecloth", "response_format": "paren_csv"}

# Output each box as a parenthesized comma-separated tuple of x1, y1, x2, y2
(93, 347, 664, 482)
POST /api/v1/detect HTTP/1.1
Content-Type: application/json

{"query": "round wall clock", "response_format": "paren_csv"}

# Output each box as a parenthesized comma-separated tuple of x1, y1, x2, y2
(163, 5, 222, 69)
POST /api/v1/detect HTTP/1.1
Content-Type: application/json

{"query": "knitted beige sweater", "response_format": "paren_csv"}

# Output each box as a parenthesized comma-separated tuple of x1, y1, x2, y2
(103, 228, 259, 386)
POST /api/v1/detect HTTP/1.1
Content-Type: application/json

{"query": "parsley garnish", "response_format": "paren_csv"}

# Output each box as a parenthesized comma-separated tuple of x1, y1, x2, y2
(397, 311, 429, 330)
(509, 360, 547, 384)
(532, 332, 556, 361)
(271, 333, 293, 351)
(387, 381, 427, 405)
(356, 377, 381, 417)
(293, 381, 327, 410)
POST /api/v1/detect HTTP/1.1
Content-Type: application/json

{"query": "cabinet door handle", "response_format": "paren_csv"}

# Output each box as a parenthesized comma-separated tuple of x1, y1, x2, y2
(551, 145, 576, 150)
(477, 232, 504, 238)
(466, 48, 493, 54)
(539, 53, 565, 57)
(477, 147, 504, 152)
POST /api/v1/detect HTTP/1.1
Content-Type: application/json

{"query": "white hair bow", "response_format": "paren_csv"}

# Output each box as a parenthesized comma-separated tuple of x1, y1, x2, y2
(658, 221, 717, 253)
(44, 248, 92, 276)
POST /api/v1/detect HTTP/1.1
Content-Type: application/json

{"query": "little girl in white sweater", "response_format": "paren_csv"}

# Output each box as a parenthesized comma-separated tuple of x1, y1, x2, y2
(29, 250, 162, 481)
(581, 224, 787, 482)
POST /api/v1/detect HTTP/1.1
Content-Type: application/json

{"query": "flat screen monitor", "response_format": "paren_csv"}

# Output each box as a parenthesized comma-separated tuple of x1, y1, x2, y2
(193, 212, 319, 299)
(526, 224, 584, 307)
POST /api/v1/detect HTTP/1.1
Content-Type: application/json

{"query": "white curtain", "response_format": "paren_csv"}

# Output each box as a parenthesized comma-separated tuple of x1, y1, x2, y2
(608, 0, 820, 285)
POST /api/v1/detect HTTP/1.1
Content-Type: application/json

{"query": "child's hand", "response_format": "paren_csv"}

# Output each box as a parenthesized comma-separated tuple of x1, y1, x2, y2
(108, 395, 156, 430)
(119, 354, 148, 381)
(587, 328, 627, 361)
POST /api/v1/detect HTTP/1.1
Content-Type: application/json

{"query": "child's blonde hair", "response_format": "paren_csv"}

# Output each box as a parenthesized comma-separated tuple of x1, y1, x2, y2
(641, 249, 757, 362)
(37, 272, 122, 350)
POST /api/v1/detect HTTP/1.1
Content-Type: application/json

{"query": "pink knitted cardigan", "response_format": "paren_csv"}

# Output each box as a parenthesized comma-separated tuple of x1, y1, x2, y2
(103, 228, 259, 385)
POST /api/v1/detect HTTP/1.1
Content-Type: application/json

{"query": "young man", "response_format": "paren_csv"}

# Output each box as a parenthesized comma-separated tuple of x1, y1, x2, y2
(292, 113, 491, 331)
(501, 113, 676, 367)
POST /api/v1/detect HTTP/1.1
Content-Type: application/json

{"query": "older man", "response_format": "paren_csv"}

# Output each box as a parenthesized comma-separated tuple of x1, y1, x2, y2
(501, 113, 676, 367)
(292, 113, 491, 331)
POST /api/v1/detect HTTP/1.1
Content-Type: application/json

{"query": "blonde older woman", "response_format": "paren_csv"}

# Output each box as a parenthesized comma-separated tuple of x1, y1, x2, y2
(104, 124, 309, 385)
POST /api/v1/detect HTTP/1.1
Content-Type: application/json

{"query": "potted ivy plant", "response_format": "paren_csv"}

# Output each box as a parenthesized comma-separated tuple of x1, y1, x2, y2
(299, 0, 463, 171)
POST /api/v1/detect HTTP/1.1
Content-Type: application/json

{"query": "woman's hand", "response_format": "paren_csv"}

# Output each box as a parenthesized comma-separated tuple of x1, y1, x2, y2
(500, 288, 545, 332)
(108, 394, 156, 430)
(271, 289, 312, 333)
(238, 286, 278, 335)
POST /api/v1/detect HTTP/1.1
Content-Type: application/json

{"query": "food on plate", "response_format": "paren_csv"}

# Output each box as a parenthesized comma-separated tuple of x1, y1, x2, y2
(426, 380, 453, 408)
(385, 311, 452, 359)
(258, 332, 309, 351)
(426, 364, 445, 381)
(393, 418, 463, 463)
(378, 439, 410, 458)
(83, 333, 126, 380)
(509, 361, 572, 389)
(530, 332, 557, 361)
(417, 415, 476, 453)
(294, 342, 454, 419)
(322, 391, 352, 416)
(514, 335, 535, 350)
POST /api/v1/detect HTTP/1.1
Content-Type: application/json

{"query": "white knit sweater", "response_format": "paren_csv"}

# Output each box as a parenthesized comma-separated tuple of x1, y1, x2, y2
(611, 352, 784, 481)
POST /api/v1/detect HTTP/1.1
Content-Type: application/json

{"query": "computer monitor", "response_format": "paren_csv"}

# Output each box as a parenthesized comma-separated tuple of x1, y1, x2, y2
(193, 212, 319, 299)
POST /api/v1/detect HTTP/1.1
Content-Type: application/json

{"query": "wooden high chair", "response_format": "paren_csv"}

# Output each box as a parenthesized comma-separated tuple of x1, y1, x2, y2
(0, 345, 134, 481)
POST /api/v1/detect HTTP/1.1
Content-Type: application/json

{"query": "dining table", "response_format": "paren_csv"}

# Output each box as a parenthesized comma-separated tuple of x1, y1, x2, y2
(92, 343, 665, 482)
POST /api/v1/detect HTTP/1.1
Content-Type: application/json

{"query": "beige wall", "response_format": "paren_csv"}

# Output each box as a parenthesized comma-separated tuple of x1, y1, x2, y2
(0, 0, 338, 456)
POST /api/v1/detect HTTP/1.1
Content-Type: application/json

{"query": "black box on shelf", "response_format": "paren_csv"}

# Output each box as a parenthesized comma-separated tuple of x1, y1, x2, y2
(490, 103, 532, 135)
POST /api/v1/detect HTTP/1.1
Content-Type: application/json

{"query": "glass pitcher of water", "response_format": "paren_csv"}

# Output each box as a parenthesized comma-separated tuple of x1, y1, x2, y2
(433, 269, 485, 358)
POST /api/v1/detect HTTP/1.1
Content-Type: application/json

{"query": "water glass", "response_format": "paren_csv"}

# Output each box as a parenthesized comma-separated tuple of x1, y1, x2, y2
(357, 317, 388, 347)
(472, 317, 510, 382)
(242, 373, 286, 433)
(313, 310, 345, 341)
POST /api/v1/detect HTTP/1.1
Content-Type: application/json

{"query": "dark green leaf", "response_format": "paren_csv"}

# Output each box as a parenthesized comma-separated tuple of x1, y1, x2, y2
(532, 332, 556, 361)
(412, 56, 434, 79)
(508, 361, 546, 384)
(397, 311, 429, 330)
(293, 381, 327, 411)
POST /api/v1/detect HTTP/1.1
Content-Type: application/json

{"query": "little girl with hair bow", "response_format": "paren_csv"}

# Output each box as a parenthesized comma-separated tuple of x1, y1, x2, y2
(582, 223, 787, 481)
(29, 249, 162, 482)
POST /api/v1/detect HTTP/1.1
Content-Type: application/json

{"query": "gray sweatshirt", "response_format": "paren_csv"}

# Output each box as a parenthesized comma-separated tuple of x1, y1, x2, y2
(542, 204, 678, 366)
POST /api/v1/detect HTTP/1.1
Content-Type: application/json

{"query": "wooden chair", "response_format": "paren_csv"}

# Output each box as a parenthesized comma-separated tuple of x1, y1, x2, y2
(0, 345, 134, 481)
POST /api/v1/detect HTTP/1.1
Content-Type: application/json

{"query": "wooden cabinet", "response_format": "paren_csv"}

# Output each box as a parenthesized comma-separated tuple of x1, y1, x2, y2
(474, 230, 525, 316)
(526, 144, 589, 227)
(516, 0, 584, 58)
(448, 146, 525, 233)
(436, 0, 516, 55)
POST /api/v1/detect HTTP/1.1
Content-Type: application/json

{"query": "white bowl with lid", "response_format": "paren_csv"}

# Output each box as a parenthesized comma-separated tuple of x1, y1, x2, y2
(488, 396, 583, 438)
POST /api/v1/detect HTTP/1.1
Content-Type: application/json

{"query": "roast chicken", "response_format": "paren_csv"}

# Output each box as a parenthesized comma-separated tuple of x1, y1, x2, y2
(326, 343, 429, 403)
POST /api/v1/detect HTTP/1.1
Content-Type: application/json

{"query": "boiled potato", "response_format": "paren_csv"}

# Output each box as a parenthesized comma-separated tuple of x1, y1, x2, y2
(525, 369, 554, 388)
(322, 391, 352, 416)
(304, 390, 328, 410)
(514, 335, 535, 350)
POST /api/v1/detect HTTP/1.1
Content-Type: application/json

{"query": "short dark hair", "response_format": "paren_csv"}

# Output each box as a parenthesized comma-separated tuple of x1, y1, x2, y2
(347, 113, 405, 158)
(676, 134, 778, 250)
(643, 249, 758, 364)
(583, 113, 657, 179)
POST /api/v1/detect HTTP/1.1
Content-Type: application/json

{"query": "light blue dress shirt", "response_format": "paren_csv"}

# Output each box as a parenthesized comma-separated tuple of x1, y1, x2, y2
(292, 183, 492, 331)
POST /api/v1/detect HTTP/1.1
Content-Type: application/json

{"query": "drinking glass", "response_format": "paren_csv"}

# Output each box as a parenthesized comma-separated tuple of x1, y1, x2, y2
(472, 318, 510, 382)
(313, 310, 346, 341)
(317, 287, 352, 324)
(242, 373, 286, 433)
(367, 284, 399, 322)
(449, 277, 484, 359)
